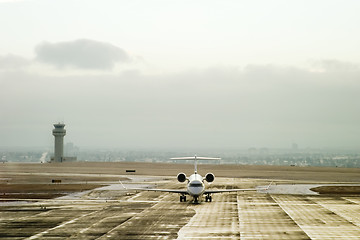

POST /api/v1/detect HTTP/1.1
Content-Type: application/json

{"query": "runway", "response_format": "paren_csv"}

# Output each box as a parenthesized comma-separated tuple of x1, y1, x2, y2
(1, 162, 360, 239)
(2, 179, 360, 239)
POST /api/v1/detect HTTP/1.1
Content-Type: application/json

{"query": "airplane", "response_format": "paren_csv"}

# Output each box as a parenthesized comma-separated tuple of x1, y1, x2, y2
(122, 155, 258, 203)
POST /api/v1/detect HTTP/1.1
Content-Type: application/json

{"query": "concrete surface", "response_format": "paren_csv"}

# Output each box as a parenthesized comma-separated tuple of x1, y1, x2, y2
(1, 177, 360, 239)
(1, 162, 360, 239)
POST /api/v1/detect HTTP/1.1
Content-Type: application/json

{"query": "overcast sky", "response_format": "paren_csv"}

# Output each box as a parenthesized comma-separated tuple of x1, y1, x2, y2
(1, 0, 360, 150)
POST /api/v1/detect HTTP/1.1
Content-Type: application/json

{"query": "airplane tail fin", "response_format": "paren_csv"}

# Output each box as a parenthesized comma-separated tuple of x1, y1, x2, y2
(170, 155, 221, 173)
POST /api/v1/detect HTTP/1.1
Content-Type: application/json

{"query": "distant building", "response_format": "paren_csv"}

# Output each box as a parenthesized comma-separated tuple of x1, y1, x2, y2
(65, 142, 79, 156)
(248, 148, 257, 156)
(259, 148, 269, 155)
(51, 123, 77, 162)
(292, 143, 298, 151)
(52, 123, 66, 162)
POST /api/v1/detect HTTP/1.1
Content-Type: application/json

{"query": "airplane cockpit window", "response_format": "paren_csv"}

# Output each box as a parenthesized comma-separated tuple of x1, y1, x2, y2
(190, 183, 203, 187)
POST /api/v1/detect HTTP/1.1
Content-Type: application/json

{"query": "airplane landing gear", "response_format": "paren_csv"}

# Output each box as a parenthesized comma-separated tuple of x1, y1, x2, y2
(180, 195, 186, 202)
(194, 197, 199, 204)
(205, 195, 212, 202)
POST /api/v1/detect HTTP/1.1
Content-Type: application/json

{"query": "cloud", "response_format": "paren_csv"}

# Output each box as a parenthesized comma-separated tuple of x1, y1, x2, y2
(0, 0, 29, 2)
(1, 61, 360, 149)
(312, 59, 359, 72)
(0, 54, 31, 69)
(35, 39, 130, 70)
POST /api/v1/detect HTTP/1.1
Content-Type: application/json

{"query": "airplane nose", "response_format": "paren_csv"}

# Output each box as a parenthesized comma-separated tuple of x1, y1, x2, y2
(188, 181, 204, 195)
(191, 187, 203, 195)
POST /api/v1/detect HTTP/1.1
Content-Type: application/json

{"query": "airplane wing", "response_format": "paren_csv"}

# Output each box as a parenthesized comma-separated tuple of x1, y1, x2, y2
(204, 188, 256, 194)
(204, 182, 272, 194)
(130, 187, 255, 194)
(129, 187, 189, 195)
(119, 181, 189, 194)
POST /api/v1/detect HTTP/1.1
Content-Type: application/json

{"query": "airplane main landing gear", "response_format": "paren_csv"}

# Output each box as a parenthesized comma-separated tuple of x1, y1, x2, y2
(180, 195, 186, 202)
(205, 195, 212, 202)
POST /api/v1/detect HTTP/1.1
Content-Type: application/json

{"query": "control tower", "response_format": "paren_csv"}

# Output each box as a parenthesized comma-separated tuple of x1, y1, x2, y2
(52, 123, 66, 162)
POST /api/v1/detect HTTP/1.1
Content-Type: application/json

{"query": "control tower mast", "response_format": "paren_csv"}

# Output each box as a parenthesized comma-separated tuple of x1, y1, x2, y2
(52, 123, 66, 162)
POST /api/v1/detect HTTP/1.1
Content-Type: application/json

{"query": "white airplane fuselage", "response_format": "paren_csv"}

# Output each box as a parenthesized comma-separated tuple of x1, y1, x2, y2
(187, 173, 205, 197)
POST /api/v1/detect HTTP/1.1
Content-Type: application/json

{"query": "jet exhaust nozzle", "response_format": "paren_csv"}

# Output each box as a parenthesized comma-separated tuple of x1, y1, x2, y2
(177, 173, 187, 182)
(205, 173, 215, 183)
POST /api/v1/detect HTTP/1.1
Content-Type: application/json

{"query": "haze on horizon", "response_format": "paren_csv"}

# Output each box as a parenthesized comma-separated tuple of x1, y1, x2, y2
(1, 0, 360, 150)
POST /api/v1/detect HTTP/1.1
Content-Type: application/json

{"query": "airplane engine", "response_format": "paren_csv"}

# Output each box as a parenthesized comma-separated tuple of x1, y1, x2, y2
(177, 173, 187, 182)
(205, 173, 215, 183)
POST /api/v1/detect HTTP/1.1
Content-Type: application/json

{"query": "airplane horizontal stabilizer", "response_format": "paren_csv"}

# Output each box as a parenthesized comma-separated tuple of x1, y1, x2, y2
(171, 157, 221, 160)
